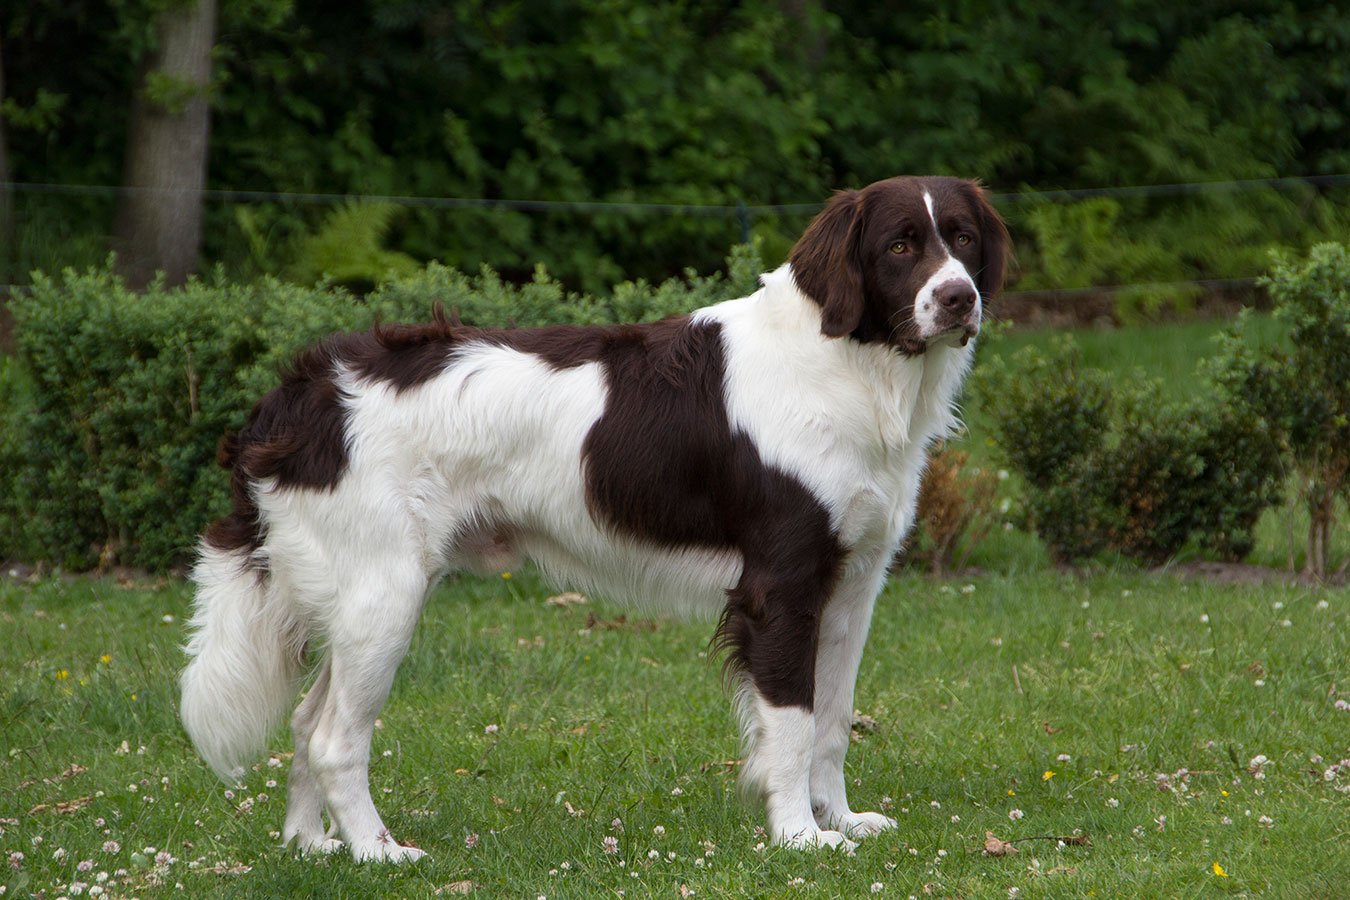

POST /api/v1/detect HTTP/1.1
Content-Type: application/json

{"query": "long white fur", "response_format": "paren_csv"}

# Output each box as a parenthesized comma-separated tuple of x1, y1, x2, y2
(180, 259, 977, 860)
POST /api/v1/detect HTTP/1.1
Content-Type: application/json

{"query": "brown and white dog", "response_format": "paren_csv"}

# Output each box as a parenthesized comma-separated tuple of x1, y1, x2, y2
(181, 176, 1008, 860)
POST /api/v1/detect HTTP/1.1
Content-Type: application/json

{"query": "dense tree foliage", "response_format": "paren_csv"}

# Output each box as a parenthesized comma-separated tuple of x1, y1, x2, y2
(3, 0, 1348, 291)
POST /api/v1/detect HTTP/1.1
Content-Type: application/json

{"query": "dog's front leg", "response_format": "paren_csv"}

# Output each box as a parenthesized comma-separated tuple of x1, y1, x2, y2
(809, 567, 897, 839)
(726, 569, 856, 852)
(743, 694, 857, 851)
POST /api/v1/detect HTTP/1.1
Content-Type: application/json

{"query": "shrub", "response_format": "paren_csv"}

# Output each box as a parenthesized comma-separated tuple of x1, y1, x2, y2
(0, 245, 763, 571)
(1209, 242, 1350, 578)
(974, 337, 1283, 565)
(907, 444, 999, 576)
(286, 201, 420, 291)
(3, 267, 398, 570)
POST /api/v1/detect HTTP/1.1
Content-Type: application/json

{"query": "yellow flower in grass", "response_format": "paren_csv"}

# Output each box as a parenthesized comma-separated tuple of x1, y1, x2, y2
(55, 670, 69, 680)
(1212, 862, 1228, 877)
(100, 654, 112, 664)
(1042, 770, 1054, 781)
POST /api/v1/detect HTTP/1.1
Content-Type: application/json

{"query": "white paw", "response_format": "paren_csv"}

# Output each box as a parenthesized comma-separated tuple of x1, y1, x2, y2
(379, 843, 429, 864)
(307, 837, 347, 855)
(828, 810, 898, 838)
(351, 833, 428, 863)
(777, 827, 859, 853)
(285, 830, 345, 855)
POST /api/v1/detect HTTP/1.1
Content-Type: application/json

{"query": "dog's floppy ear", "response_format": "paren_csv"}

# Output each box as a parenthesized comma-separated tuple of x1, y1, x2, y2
(970, 181, 1010, 300)
(789, 189, 864, 338)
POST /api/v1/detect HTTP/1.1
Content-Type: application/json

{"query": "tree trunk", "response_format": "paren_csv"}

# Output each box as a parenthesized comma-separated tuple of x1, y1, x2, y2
(1305, 479, 1334, 581)
(113, 0, 217, 289)
(0, 35, 14, 251)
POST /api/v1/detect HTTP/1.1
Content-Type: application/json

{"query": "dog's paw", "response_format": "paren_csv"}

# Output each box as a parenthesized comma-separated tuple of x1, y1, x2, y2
(833, 811, 898, 838)
(375, 843, 429, 864)
(350, 832, 429, 863)
(285, 830, 345, 856)
(305, 837, 347, 855)
(778, 827, 859, 854)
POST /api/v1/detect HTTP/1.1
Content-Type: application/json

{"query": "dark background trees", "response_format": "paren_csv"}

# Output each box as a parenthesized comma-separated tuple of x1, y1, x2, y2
(1, 0, 1348, 293)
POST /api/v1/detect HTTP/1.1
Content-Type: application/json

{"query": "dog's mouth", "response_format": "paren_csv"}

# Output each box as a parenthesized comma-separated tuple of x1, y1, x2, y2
(896, 323, 979, 355)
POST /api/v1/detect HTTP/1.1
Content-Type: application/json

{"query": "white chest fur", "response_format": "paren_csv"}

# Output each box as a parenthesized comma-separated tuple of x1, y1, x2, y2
(698, 265, 972, 562)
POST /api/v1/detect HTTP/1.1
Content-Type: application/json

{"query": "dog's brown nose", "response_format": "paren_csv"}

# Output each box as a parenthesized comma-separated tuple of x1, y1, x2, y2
(933, 280, 977, 317)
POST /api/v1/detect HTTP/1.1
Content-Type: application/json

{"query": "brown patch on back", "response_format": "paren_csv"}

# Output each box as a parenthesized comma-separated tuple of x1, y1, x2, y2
(569, 317, 845, 708)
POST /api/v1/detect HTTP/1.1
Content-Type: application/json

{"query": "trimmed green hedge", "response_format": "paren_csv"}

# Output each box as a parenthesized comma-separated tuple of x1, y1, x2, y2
(0, 246, 764, 571)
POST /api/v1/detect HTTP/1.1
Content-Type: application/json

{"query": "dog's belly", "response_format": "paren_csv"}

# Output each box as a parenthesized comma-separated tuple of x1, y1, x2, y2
(520, 528, 743, 618)
(444, 502, 741, 616)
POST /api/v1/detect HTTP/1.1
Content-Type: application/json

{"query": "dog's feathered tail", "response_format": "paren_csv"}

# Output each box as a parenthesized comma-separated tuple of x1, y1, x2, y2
(180, 542, 307, 781)
(180, 435, 307, 782)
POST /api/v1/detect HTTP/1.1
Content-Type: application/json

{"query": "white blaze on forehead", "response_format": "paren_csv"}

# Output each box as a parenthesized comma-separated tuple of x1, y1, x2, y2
(923, 189, 947, 249)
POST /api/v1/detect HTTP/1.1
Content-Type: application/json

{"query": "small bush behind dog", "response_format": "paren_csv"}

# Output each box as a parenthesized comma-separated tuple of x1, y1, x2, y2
(907, 444, 1000, 576)
(973, 336, 1283, 565)
(1208, 241, 1350, 578)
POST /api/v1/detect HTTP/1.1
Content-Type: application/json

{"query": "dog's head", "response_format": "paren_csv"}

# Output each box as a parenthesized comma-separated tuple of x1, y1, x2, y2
(788, 176, 1009, 354)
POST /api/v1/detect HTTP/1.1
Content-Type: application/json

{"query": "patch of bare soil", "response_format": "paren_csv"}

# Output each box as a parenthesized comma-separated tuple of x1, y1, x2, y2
(1164, 560, 1343, 587)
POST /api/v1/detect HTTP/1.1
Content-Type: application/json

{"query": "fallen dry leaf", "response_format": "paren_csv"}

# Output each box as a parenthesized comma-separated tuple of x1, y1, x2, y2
(983, 831, 1020, 857)
(851, 711, 879, 732)
(583, 612, 657, 631)
(700, 758, 743, 773)
(29, 796, 92, 815)
(544, 592, 587, 607)
(435, 881, 477, 895)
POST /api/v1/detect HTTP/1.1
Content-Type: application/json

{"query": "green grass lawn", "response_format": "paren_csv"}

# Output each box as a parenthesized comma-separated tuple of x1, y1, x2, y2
(4, 567, 1348, 899)
(4, 312, 1347, 897)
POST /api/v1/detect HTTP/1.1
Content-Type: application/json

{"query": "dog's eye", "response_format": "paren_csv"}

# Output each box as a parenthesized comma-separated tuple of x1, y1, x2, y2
(956, 233, 973, 246)
(890, 241, 909, 255)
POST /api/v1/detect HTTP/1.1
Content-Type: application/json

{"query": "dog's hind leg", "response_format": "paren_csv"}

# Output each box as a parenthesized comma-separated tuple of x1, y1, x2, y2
(282, 661, 343, 854)
(809, 566, 897, 839)
(306, 562, 431, 863)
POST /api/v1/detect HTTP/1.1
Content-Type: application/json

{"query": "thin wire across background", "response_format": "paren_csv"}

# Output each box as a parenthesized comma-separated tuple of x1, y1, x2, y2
(3, 173, 1348, 302)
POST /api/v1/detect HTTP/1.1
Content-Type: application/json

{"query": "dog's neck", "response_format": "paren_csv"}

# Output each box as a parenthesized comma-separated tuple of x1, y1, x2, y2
(739, 265, 970, 455)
